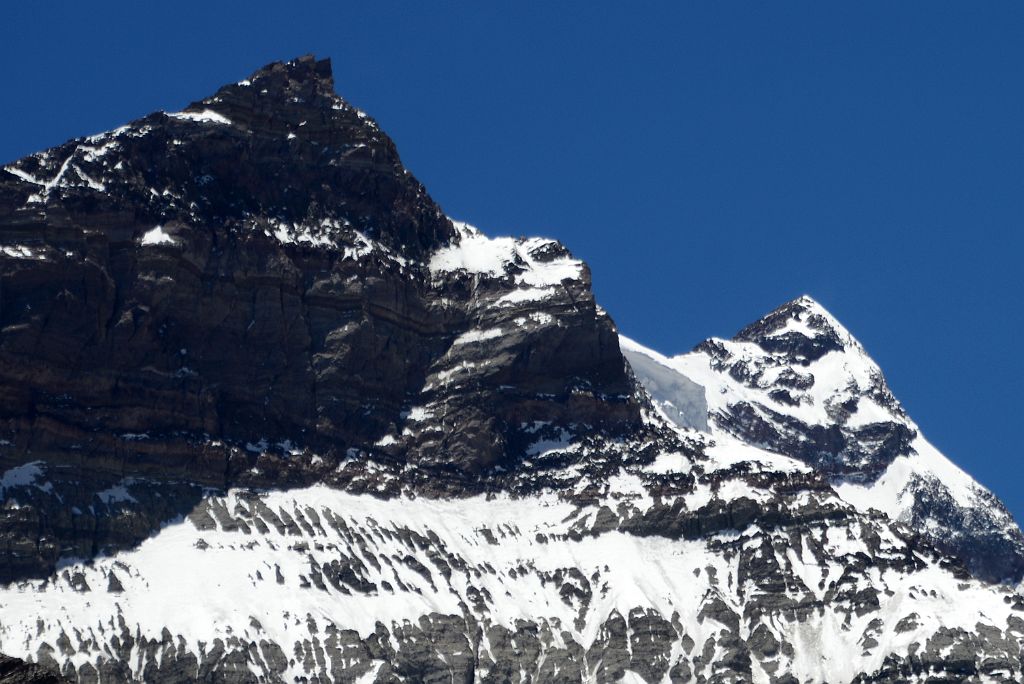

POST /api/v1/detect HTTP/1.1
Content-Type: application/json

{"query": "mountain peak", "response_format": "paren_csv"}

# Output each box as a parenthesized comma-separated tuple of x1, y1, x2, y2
(247, 54, 335, 91)
(181, 54, 353, 130)
(215, 54, 337, 103)
(782, 294, 845, 329)
(4, 54, 1024, 683)
(2, 53, 457, 259)
(733, 294, 860, 363)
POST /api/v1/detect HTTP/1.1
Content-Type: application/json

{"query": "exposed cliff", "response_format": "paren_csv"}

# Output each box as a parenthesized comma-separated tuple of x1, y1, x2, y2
(0, 55, 640, 581)
(1, 57, 1023, 683)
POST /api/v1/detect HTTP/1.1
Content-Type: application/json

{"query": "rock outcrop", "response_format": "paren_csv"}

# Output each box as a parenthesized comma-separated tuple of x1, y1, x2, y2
(0, 55, 639, 581)
(1, 56, 1023, 683)
(0, 654, 64, 684)
(629, 294, 1024, 583)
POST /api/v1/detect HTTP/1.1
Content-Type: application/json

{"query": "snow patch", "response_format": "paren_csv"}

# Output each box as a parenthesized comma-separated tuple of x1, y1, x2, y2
(167, 109, 232, 125)
(429, 220, 581, 288)
(452, 328, 504, 346)
(0, 462, 46, 491)
(140, 226, 177, 246)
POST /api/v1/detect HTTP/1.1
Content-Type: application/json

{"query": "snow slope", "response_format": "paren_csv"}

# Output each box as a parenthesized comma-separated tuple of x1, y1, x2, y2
(622, 295, 1024, 583)
(2, 455, 1022, 682)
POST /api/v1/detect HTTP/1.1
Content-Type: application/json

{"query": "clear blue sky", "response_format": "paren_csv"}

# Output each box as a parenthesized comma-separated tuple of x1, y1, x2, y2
(3, 3, 1022, 520)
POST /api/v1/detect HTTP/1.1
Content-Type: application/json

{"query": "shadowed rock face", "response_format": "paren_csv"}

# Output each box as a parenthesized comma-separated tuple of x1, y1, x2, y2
(0, 653, 64, 683)
(0, 55, 641, 581)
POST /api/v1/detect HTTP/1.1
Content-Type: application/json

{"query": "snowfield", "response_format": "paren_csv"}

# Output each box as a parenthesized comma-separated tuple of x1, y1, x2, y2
(0, 477, 1019, 683)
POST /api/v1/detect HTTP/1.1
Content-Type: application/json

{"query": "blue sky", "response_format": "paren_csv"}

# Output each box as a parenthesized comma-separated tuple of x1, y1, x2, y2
(3, 3, 1023, 520)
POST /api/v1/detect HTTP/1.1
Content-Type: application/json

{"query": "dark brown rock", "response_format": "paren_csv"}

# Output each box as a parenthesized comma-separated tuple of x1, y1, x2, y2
(0, 55, 642, 580)
(0, 654, 65, 684)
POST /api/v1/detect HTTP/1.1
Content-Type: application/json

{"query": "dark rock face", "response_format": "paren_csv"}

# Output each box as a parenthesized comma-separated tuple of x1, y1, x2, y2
(0, 654, 64, 684)
(902, 476, 1024, 584)
(0, 56, 640, 579)
(2, 56, 1024, 684)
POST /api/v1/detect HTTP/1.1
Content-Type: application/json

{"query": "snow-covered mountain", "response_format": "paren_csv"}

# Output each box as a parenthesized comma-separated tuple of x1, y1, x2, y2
(622, 295, 1024, 584)
(1, 56, 1023, 683)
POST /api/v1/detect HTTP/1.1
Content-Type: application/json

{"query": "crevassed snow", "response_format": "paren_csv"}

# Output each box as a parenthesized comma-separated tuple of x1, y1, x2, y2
(620, 337, 709, 432)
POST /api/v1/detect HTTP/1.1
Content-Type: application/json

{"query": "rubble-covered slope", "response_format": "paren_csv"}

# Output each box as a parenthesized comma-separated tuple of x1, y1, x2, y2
(624, 295, 1024, 584)
(1, 57, 1024, 683)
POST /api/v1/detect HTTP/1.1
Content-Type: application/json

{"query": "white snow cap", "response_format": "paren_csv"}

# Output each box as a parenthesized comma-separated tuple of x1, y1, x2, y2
(624, 293, 1022, 581)
(744, 294, 862, 349)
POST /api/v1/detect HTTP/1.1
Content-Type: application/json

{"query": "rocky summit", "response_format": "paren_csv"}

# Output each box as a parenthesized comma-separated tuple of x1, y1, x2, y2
(0, 55, 1023, 683)
(623, 295, 1024, 585)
